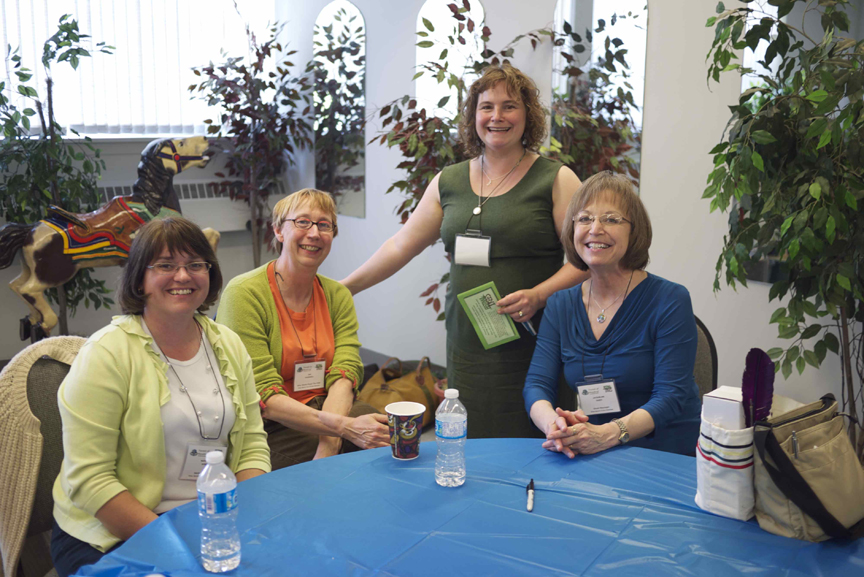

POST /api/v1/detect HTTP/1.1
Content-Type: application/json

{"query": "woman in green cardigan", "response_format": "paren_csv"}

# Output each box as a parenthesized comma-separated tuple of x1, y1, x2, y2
(218, 189, 389, 469)
(51, 218, 270, 577)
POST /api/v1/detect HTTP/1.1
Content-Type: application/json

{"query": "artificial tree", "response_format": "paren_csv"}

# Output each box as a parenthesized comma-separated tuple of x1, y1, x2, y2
(0, 15, 114, 335)
(704, 0, 863, 459)
(309, 6, 366, 209)
(190, 24, 312, 267)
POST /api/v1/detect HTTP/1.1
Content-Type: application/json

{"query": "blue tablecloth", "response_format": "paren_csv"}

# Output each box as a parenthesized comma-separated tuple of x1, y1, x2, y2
(76, 439, 863, 576)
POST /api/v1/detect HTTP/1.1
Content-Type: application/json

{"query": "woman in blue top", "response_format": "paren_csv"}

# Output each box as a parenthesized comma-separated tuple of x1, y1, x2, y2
(523, 171, 700, 456)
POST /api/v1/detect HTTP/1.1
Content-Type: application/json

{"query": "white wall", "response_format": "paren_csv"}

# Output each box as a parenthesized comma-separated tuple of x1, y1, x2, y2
(0, 0, 848, 407)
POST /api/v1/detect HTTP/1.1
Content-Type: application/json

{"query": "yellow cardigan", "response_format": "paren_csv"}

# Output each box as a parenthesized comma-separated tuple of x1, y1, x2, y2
(52, 314, 271, 552)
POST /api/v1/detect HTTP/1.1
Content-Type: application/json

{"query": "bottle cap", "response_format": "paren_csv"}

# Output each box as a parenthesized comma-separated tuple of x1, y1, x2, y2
(205, 451, 225, 465)
(444, 388, 459, 399)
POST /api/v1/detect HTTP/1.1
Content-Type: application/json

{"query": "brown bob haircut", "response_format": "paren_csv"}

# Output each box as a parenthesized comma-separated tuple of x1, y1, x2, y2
(271, 188, 339, 252)
(562, 171, 652, 272)
(118, 217, 223, 314)
(458, 63, 547, 158)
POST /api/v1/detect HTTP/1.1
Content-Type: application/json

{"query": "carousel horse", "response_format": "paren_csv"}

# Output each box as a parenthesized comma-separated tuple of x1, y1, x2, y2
(0, 136, 219, 340)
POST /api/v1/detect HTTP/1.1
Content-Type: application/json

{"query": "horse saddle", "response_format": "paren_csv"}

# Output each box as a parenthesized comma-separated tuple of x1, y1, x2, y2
(48, 197, 153, 250)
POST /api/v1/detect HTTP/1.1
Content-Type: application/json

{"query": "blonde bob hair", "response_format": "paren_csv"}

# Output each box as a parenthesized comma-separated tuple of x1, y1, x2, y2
(561, 171, 652, 272)
(271, 188, 338, 252)
(458, 63, 547, 158)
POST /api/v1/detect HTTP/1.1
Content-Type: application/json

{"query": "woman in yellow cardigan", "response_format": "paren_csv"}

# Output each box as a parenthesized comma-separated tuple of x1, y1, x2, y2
(218, 189, 389, 470)
(51, 218, 270, 577)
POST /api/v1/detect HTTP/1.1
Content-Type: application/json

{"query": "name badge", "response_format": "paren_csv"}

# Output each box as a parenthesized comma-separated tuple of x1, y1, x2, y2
(293, 358, 325, 392)
(575, 376, 621, 416)
(180, 444, 227, 480)
(454, 232, 491, 267)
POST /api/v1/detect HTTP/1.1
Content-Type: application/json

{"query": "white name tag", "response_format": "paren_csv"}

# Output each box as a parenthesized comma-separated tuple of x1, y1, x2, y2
(454, 233, 491, 267)
(180, 444, 227, 481)
(576, 379, 621, 415)
(293, 359, 325, 392)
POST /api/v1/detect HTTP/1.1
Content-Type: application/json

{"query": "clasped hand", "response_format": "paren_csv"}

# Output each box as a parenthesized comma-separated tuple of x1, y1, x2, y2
(341, 413, 390, 449)
(542, 408, 616, 458)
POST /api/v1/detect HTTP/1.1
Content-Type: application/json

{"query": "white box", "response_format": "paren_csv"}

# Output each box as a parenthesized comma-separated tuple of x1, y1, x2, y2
(702, 386, 746, 430)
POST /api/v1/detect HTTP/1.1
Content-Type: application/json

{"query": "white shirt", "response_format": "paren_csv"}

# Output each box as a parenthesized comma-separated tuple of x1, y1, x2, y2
(143, 320, 236, 513)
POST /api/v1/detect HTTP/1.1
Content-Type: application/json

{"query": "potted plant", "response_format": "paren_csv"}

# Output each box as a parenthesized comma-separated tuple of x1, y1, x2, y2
(0, 15, 114, 336)
(190, 23, 312, 267)
(704, 0, 863, 459)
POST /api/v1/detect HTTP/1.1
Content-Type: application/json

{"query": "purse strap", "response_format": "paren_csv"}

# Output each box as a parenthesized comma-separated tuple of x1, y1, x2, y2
(754, 396, 864, 540)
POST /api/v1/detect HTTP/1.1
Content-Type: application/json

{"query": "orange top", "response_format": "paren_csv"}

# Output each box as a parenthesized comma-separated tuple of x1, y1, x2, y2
(267, 262, 335, 405)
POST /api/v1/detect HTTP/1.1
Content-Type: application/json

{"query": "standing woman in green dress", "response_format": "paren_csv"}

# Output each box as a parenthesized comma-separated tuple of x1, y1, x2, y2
(342, 64, 588, 437)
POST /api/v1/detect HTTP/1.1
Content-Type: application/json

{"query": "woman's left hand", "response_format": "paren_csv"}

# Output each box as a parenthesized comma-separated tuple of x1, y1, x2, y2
(497, 288, 543, 322)
(542, 408, 619, 456)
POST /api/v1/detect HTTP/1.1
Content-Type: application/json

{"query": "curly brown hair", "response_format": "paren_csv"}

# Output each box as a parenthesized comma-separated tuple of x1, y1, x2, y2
(458, 64, 547, 158)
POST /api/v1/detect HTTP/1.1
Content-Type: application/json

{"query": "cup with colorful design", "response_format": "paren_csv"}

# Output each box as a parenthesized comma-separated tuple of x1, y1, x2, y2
(385, 401, 426, 460)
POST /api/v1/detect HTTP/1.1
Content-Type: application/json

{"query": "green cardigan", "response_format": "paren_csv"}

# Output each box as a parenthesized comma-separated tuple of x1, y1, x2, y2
(217, 262, 363, 402)
(52, 314, 271, 552)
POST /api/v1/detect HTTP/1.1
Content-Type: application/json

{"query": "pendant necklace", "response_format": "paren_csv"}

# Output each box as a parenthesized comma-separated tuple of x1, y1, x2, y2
(589, 270, 634, 324)
(474, 149, 527, 216)
(161, 320, 226, 440)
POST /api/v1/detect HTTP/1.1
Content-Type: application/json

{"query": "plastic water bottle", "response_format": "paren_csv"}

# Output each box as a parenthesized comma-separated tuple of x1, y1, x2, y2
(436, 388, 467, 487)
(197, 451, 240, 572)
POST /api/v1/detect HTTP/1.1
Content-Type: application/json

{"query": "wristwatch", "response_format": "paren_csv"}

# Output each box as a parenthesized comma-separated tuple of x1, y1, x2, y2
(612, 418, 629, 445)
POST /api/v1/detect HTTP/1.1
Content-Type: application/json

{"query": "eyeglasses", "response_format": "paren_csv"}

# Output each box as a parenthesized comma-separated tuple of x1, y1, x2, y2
(147, 262, 212, 275)
(574, 213, 632, 227)
(287, 218, 336, 234)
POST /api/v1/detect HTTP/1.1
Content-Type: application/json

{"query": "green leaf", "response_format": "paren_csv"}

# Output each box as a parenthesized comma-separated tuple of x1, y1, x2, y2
(716, 2, 725, 14)
(824, 333, 839, 354)
(826, 216, 836, 242)
(751, 150, 764, 172)
(836, 274, 851, 291)
(416, 41, 434, 48)
(803, 350, 819, 368)
(751, 130, 777, 144)
(780, 214, 794, 237)
(801, 324, 821, 339)
(706, 16, 717, 27)
(437, 96, 450, 108)
(805, 90, 828, 103)
(411, 71, 424, 80)
(766, 347, 784, 360)
(769, 307, 786, 323)
(809, 182, 821, 200)
(786, 346, 800, 362)
(422, 17, 434, 32)
(796, 356, 806, 374)
(787, 238, 799, 260)
(805, 118, 827, 139)
(782, 357, 793, 378)
(817, 129, 832, 149)
(845, 190, 858, 210)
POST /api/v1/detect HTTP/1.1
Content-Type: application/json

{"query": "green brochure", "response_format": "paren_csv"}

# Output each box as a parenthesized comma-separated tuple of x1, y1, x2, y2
(457, 281, 520, 350)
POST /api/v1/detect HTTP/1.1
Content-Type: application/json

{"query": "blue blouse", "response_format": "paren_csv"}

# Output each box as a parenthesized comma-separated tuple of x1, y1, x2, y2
(523, 273, 701, 455)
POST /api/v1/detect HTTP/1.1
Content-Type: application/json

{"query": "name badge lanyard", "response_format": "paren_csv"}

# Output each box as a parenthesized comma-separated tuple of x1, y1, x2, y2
(580, 340, 612, 383)
(161, 320, 226, 441)
(286, 291, 320, 362)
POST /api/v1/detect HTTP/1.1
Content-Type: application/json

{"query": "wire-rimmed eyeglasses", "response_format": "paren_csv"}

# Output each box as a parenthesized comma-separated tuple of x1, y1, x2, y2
(147, 262, 212, 275)
(287, 218, 336, 234)
(574, 213, 632, 227)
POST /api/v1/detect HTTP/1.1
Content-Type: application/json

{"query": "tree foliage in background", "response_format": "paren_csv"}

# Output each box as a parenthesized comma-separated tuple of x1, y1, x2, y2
(0, 15, 114, 334)
(546, 15, 642, 185)
(310, 6, 366, 206)
(704, 0, 864, 459)
(376, 1, 642, 319)
(190, 23, 312, 267)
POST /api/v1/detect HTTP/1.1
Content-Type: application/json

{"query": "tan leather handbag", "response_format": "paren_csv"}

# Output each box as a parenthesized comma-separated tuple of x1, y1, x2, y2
(753, 394, 864, 542)
(358, 357, 442, 429)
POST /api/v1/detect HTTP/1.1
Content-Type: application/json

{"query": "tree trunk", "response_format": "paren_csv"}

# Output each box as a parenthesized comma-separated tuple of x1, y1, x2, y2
(839, 306, 858, 458)
(46, 77, 68, 335)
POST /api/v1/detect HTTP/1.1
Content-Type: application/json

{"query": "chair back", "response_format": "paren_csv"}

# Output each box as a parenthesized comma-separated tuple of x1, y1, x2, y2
(0, 336, 85, 577)
(694, 316, 718, 399)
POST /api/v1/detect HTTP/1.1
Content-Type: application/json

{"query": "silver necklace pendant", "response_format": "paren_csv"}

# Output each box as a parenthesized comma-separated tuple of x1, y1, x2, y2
(179, 385, 188, 393)
(597, 312, 606, 324)
(473, 206, 481, 215)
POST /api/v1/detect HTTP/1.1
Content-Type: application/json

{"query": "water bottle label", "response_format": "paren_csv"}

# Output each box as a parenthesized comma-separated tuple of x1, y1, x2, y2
(436, 418, 466, 439)
(198, 488, 237, 515)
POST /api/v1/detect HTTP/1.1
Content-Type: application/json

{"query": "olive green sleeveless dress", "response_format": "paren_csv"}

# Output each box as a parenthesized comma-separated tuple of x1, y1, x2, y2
(439, 156, 564, 438)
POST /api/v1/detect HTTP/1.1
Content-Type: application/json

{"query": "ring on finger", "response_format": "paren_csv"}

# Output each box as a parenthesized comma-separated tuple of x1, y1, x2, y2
(518, 310, 524, 318)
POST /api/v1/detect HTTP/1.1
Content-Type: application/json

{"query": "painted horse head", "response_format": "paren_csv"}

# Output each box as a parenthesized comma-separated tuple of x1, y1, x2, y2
(134, 136, 213, 215)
